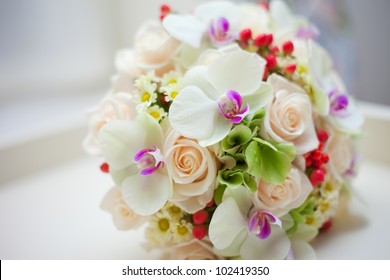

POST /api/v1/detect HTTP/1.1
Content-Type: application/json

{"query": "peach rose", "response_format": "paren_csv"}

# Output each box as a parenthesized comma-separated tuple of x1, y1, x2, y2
(161, 238, 223, 260)
(254, 166, 312, 217)
(262, 74, 319, 154)
(134, 21, 181, 76)
(164, 127, 217, 214)
(100, 187, 148, 230)
(83, 92, 136, 156)
(324, 131, 353, 182)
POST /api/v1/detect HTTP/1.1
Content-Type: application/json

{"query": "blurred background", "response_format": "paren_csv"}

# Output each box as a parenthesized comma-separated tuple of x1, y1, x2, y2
(1, 0, 390, 259)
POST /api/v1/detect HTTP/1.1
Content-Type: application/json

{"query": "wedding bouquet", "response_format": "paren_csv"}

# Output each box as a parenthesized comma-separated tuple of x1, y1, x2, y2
(84, 0, 363, 260)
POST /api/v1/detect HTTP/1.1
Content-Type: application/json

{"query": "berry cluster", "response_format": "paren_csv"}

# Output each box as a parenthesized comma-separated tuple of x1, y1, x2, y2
(191, 199, 215, 240)
(304, 130, 330, 187)
(238, 29, 297, 80)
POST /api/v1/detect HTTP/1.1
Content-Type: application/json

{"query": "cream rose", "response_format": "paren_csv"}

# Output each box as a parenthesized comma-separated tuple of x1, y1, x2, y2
(254, 166, 312, 217)
(324, 130, 353, 182)
(164, 127, 217, 213)
(134, 21, 180, 76)
(100, 187, 149, 230)
(161, 238, 223, 260)
(83, 92, 136, 156)
(262, 74, 319, 154)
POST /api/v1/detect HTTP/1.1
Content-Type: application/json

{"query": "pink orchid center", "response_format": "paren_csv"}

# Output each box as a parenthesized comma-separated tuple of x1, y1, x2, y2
(248, 210, 282, 240)
(133, 145, 164, 176)
(218, 90, 249, 124)
(328, 88, 350, 118)
(208, 17, 235, 45)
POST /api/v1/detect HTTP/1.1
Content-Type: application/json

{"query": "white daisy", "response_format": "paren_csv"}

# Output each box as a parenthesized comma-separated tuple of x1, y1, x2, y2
(147, 105, 167, 122)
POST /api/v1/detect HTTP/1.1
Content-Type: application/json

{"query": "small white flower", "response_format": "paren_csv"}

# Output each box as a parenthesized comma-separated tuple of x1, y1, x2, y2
(134, 71, 158, 88)
(161, 83, 181, 102)
(147, 105, 167, 122)
(162, 71, 181, 86)
(146, 211, 174, 246)
(172, 220, 193, 244)
(135, 82, 158, 106)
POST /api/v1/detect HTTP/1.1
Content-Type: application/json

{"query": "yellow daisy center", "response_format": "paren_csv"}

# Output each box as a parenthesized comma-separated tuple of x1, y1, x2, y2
(158, 218, 170, 232)
(170, 91, 178, 99)
(141, 92, 151, 102)
(149, 111, 160, 119)
(177, 225, 188, 235)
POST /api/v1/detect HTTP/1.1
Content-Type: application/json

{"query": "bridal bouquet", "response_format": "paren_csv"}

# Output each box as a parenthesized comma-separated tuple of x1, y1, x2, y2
(84, 0, 363, 260)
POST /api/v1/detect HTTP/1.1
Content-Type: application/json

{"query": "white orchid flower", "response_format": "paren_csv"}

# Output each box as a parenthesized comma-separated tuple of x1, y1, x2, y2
(308, 41, 363, 133)
(162, 1, 239, 48)
(169, 49, 272, 147)
(99, 112, 171, 216)
(209, 186, 291, 259)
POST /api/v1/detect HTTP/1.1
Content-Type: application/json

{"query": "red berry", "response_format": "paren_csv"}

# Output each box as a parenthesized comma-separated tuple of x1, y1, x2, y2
(206, 199, 214, 208)
(270, 46, 280, 55)
(254, 34, 268, 47)
(100, 163, 109, 173)
(312, 150, 322, 160)
(159, 13, 166, 21)
(192, 225, 207, 240)
(285, 63, 296, 74)
(305, 157, 313, 167)
(239, 28, 252, 42)
(259, 3, 269, 10)
(321, 153, 329, 163)
(160, 4, 171, 13)
(266, 55, 277, 70)
(310, 169, 325, 186)
(282, 41, 294, 55)
(262, 66, 269, 80)
(318, 142, 324, 151)
(265, 33, 273, 45)
(320, 219, 333, 232)
(193, 210, 209, 225)
(317, 130, 329, 142)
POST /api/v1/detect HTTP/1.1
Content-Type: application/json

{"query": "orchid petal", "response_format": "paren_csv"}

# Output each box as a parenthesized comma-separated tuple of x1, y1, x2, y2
(198, 114, 231, 147)
(213, 230, 247, 257)
(182, 66, 220, 100)
(169, 86, 221, 141)
(110, 165, 139, 186)
(242, 82, 272, 114)
(121, 172, 171, 216)
(222, 186, 253, 216)
(136, 112, 165, 150)
(208, 50, 265, 96)
(99, 120, 145, 169)
(209, 197, 247, 250)
(163, 15, 206, 48)
(195, 1, 238, 27)
(290, 240, 316, 260)
(240, 226, 291, 260)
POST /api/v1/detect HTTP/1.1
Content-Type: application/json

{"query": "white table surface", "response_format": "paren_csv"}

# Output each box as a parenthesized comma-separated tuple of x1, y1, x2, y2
(0, 156, 389, 259)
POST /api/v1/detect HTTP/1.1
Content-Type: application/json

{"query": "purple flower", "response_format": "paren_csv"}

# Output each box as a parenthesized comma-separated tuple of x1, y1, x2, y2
(329, 88, 351, 118)
(134, 145, 164, 176)
(208, 17, 236, 45)
(296, 25, 320, 40)
(248, 210, 282, 240)
(218, 90, 249, 124)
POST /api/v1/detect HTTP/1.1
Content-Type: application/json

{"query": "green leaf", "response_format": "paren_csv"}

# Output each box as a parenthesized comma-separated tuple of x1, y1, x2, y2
(221, 125, 252, 153)
(273, 142, 296, 161)
(233, 153, 248, 171)
(214, 184, 227, 205)
(218, 169, 244, 188)
(243, 173, 257, 193)
(252, 108, 266, 120)
(245, 140, 291, 184)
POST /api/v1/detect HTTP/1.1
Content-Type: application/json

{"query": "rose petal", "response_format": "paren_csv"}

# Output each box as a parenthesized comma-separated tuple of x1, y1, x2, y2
(121, 172, 171, 216)
(208, 50, 265, 96)
(209, 197, 247, 250)
(163, 14, 206, 48)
